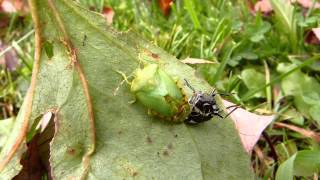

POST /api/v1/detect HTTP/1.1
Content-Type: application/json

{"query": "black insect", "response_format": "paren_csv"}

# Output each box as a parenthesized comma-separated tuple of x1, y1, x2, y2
(184, 79, 240, 125)
(184, 79, 223, 124)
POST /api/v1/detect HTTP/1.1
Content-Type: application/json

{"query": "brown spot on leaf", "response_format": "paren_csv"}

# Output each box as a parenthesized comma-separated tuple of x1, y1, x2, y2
(132, 172, 138, 177)
(67, 148, 76, 156)
(146, 136, 152, 144)
(151, 52, 159, 59)
(122, 163, 138, 177)
(163, 150, 169, 156)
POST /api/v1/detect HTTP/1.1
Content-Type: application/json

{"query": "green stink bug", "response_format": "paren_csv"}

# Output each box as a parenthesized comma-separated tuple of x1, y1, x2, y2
(131, 64, 189, 122)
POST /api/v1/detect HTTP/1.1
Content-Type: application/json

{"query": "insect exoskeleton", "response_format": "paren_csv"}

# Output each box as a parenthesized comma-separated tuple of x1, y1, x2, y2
(130, 64, 189, 122)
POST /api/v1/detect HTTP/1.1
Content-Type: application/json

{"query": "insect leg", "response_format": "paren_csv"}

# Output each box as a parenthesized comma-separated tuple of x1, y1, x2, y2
(184, 79, 196, 93)
(226, 104, 239, 109)
(210, 89, 217, 97)
(216, 113, 224, 118)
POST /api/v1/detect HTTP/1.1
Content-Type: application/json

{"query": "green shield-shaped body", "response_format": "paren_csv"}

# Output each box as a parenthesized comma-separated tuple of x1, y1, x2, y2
(131, 64, 189, 121)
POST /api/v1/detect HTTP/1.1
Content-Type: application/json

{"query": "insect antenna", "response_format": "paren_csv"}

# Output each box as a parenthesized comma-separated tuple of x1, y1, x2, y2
(237, 132, 258, 137)
(224, 105, 239, 119)
(184, 79, 196, 93)
(218, 92, 236, 96)
(224, 105, 261, 137)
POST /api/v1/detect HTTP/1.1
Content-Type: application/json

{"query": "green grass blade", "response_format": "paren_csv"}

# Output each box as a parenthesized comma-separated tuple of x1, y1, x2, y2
(270, 0, 297, 52)
(183, 0, 202, 29)
(211, 42, 240, 85)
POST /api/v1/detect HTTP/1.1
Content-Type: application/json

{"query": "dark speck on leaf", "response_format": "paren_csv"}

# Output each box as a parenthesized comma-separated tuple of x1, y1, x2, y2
(146, 136, 152, 144)
(163, 150, 169, 156)
(151, 53, 159, 59)
(174, 134, 178, 138)
(82, 34, 87, 46)
(67, 148, 76, 156)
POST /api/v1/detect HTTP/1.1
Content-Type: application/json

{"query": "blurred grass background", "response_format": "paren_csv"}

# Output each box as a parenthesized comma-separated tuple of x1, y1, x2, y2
(0, 0, 319, 179)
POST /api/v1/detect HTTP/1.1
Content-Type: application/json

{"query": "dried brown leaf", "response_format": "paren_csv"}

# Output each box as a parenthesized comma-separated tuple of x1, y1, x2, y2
(158, 0, 173, 16)
(254, 0, 273, 14)
(181, 57, 216, 65)
(305, 28, 320, 45)
(274, 122, 320, 143)
(0, 41, 19, 71)
(36, 112, 53, 133)
(102, 7, 114, 25)
(254, 0, 320, 14)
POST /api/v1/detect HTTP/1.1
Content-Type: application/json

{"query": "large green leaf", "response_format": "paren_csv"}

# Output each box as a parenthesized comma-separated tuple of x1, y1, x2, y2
(277, 63, 320, 125)
(241, 68, 266, 98)
(0, 118, 15, 150)
(0, 0, 253, 179)
(276, 150, 320, 180)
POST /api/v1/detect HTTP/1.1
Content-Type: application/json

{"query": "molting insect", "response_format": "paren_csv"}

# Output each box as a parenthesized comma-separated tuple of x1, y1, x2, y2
(184, 79, 224, 125)
(130, 64, 189, 122)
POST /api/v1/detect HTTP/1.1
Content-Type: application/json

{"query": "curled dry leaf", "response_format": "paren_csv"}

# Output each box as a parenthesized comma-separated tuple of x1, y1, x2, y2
(254, 0, 320, 14)
(102, 7, 114, 25)
(254, 0, 273, 14)
(35, 112, 53, 133)
(292, 0, 320, 8)
(181, 57, 216, 65)
(222, 100, 274, 153)
(305, 28, 320, 45)
(0, 42, 19, 71)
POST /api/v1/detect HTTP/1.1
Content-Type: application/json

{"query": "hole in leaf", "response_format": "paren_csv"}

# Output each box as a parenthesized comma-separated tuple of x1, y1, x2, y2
(14, 112, 55, 179)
